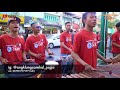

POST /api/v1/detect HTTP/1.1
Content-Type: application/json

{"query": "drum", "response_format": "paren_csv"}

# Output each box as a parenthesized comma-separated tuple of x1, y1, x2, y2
(44, 55, 62, 78)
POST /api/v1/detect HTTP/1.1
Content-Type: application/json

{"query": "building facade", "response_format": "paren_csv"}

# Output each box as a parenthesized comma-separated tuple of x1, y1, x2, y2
(0, 12, 82, 36)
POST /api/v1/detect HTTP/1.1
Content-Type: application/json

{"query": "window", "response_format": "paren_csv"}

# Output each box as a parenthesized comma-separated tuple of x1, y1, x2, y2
(54, 16, 55, 22)
(55, 17, 57, 22)
(45, 15, 48, 20)
(54, 17, 56, 22)
(51, 16, 53, 21)
(56, 17, 58, 22)
(44, 15, 47, 20)
(52, 17, 54, 22)
(52, 16, 53, 21)
(47, 16, 49, 21)
(49, 16, 50, 21)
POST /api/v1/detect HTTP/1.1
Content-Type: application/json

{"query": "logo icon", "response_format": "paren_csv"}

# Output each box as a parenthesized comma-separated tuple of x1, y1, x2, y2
(87, 42, 92, 49)
(34, 43, 38, 48)
(7, 46, 12, 52)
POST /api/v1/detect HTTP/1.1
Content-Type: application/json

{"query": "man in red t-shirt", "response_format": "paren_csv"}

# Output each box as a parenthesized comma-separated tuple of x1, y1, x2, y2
(25, 22, 53, 65)
(60, 22, 73, 55)
(60, 22, 73, 75)
(25, 22, 54, 78)
(0, 17, 39, 78)
(111, 22, 120, 57)
(0, 17, 25, 65)
(71, 12, 112, 73)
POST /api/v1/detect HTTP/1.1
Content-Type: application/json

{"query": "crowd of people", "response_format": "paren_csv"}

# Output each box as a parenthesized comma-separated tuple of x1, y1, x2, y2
(0, 12, 120, 78)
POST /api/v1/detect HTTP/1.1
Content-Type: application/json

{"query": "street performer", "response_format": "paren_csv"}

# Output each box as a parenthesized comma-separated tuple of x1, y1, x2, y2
(71, 12, 112, 73)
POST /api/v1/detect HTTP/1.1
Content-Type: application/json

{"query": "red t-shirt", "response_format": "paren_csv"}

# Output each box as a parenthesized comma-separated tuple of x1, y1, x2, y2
(73, 29, 97, 72)
(60, 31, 73, 54)
(25, 34, 48, 64)
(97, 34, 100, 41)
(0, 34, 25, 65)
(111, 31, 120, 53)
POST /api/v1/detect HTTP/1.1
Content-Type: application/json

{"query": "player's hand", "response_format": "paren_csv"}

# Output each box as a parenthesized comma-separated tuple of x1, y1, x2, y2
(111, 57, 120, 63)
(25, 59, 35, 62)
(1, 58, 8, 64)
(84, 64, 97, 71)
(48, 52, 54, 55)
(69, 48, 72, 53)
(104, 58, 113, 64)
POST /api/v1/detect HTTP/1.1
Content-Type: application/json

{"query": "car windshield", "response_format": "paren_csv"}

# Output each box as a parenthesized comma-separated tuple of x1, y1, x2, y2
(47, 34, 59, 39)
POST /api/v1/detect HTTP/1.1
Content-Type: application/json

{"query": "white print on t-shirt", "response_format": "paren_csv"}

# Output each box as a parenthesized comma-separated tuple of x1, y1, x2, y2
(86, 39, 97, 49)
(66, 37, 71, 42)
(119, 36, 120, 40)
(33, 39, 44, 48)
(6, 44, 22, 52)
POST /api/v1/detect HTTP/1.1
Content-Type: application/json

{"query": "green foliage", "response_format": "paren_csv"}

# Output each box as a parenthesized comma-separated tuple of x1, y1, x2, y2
(97, 24, 101, 28)
(108, 21, 114, 28)
(108, 19, 119, 29)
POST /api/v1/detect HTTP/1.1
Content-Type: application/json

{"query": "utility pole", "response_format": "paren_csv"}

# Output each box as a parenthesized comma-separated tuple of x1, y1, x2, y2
(105, 12, 109, 57)
(99, 12, 108, 64)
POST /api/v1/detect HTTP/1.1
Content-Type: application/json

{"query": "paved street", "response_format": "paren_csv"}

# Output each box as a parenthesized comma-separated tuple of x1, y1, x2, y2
(46, 46, 113, 59)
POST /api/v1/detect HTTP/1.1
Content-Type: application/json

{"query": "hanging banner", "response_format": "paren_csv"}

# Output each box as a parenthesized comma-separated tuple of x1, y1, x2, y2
(24, 16, 44, 25)
(0, 14, 24, 24)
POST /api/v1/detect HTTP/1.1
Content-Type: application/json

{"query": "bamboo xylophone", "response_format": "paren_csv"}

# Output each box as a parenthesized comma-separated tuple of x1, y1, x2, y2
(61, 62, 120, 78)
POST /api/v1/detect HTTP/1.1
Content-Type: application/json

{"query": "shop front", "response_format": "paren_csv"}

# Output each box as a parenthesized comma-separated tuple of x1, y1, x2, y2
(43, 20, 62, 35)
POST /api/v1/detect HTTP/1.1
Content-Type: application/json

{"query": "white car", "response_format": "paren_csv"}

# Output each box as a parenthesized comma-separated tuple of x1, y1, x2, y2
(47, 34, 60, 49)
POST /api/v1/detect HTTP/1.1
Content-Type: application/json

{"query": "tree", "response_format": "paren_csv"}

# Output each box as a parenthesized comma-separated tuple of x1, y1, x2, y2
(98, 12, 120, 29)
(104, 12, 119, 29)
(108, 19, 119, 29)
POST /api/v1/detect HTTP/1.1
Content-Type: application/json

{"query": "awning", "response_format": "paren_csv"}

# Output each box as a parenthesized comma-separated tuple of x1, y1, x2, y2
(44, 24, 62, 28)
(43, 20, 62, 28)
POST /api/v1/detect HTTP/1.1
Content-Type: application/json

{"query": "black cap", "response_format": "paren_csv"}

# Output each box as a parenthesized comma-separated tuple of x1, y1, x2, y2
(7, 17, 21, 24)
(116, 22, 120, 28)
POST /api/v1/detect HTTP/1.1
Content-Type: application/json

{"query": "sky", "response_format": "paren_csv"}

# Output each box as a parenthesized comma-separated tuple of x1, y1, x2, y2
(0, 12, 102, 17)
(70, 12, 102, 16)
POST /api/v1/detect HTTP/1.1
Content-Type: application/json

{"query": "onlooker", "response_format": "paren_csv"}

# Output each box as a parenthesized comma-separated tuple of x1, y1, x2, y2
(96, 32, 101, 49)
(24, 25, 32, 41)
(60, 29, 64, 33)
(60, 22, 73, 75)
(111, 22, 120, 57)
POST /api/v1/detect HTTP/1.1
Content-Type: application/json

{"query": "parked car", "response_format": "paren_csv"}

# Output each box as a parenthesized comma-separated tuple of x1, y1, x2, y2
(47, 34, 60, 49)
